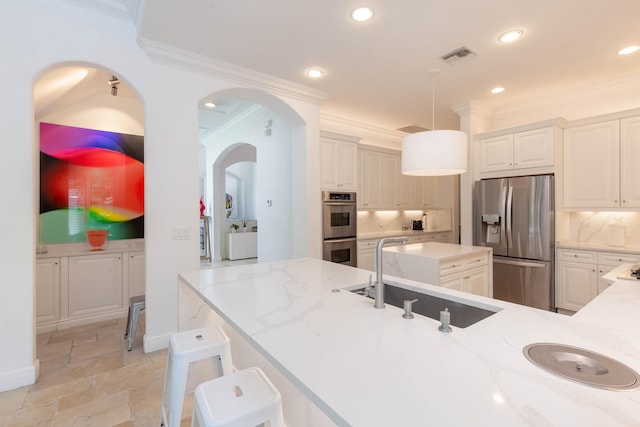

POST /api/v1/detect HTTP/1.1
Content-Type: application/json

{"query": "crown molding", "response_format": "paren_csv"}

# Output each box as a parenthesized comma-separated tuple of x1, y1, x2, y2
(451, 101, 494, 121)
(139, 39, 328, 106)
(61, 0, 136, 22)
(492, 71, 640, 124)
(319, 113, 404, 144)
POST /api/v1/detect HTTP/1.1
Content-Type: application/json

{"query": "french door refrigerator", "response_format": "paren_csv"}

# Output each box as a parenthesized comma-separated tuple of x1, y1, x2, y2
(473, 175, 554, 311)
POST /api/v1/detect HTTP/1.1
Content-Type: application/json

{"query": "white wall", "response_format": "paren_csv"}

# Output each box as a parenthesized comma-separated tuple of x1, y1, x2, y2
(0, 0, 322, 392)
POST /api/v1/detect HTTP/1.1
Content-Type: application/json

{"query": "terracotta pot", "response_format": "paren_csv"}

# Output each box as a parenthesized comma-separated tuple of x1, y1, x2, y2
(86, 230, 108, 249)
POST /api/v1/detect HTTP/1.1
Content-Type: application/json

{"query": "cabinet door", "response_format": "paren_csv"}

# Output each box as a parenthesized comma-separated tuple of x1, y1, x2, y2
(319, 138, 340, 190)
(36, 258, 60, 324)
(556, 261, 598, 311)
(463, 267, 489, 297)
(597, 264, 616, 295)
(358, 150, 381, 209)
(563, 121, 620, 208)
(422, 176, 439, 208)
(478, 134, 514, 173)
(513, 127, 554, 169)
(128, 252, 145, 298)
(440, 274, 464, 291)
(620, 116, 640, 207)
(379, 154, 397, 208)
(394, 156, 412, 208)
(68, 253, 123, 318)
(358, 249, 375, 271)
(337, 141, 358, 191)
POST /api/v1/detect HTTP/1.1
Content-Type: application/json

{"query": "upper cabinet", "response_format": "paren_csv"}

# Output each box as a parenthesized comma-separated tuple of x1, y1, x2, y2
(563, 115, 640, 208)
(477, 126, 556, 178)
(358, 145, 456, 210)
(320, 131, 359, 191)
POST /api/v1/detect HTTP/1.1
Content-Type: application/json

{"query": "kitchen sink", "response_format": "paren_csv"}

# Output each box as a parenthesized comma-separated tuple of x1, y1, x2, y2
(524, 343, 639, 391)
(350, 283, 499, 328)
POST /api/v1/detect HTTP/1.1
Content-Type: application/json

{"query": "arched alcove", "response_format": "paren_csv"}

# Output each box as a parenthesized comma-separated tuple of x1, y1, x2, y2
(33, 64, 145, 339)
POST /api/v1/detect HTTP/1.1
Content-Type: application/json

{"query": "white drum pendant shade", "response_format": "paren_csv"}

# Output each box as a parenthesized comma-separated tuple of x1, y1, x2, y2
(401, 129, 468, 176)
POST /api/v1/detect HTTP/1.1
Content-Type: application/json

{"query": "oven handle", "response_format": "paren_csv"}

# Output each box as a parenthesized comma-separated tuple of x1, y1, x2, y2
(323, 202, 356, 206)
(324, 237, 357, 243)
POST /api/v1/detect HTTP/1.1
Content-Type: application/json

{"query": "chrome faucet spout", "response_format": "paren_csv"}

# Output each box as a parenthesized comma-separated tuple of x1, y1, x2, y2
(374, 237, 408, 309)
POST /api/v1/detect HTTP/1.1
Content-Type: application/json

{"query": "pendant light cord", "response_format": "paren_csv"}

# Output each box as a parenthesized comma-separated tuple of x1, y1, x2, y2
(429, 68, 440, 131)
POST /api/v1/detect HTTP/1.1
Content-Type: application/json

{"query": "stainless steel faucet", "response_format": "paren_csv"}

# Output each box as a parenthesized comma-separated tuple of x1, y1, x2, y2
(374, 237, 408, 309)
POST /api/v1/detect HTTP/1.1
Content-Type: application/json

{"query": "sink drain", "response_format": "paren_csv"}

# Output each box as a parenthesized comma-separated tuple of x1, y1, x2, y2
(523, 343, 639, 391)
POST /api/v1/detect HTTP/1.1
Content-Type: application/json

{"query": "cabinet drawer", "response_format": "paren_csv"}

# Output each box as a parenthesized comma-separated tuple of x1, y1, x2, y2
(597, 251, 640, 266)
(440, 253, 487, 275)
(358, 239, 379, 250)
(557, 248, 597, 263)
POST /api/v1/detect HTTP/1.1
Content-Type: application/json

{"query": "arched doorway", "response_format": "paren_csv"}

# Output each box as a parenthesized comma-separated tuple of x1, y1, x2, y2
(198, 90, 307, 263)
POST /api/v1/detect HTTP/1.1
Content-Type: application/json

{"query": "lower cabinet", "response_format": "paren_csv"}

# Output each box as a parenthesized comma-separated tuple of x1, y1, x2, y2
(36, 249, 145, 332)
(36, 258, 60, 325)
(556, 248, 640, 312)
(68, 253, 123, 318)
(225, 232, 258, 260)
(440, 266, 488, 296)
(438, 254, 491, 297)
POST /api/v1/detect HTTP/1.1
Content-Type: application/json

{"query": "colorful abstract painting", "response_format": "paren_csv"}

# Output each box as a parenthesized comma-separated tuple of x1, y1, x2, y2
(40, 122, 144, 243)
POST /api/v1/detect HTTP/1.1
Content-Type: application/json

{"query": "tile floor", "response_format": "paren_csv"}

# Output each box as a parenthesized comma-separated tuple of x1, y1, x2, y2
(0, 257, 258, 427)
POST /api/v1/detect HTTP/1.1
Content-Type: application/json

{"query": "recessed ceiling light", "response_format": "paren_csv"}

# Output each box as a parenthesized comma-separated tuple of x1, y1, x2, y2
(351, 6, 373, 22)
(491, 87, 505, 94)
(618, 45, 640, 55)
(498, 29, 523, 43)
(305, 68, 325, 78)
(204, 102, 216, 108)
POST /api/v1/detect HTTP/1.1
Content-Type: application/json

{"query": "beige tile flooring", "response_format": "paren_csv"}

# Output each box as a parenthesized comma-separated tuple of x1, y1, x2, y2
(0, 258, 258, 427)
(0, 314, 175, 427)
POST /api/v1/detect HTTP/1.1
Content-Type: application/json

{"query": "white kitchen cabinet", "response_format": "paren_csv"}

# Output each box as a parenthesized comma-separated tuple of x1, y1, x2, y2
(358, 149, 382, 209)
(68, 253, 123, 319)
(563, 116, 640, 209)
(556, 247, 640, 311)
(36, 258, 60, 325)
(597, 251, 640, 294)
(478, 126, 555, 176)
(127, 251, 146, 298)
(440, 266, 487, 296)
(379, 153, 397, 207)
(620, 116, 640, 207)
(226, 232, 258, 260)
(320, 131, 359, 191)
(563, 120, 620, 208)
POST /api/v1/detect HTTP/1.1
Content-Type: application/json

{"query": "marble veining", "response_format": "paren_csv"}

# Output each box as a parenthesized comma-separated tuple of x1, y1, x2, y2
(179, 258, 640, 426)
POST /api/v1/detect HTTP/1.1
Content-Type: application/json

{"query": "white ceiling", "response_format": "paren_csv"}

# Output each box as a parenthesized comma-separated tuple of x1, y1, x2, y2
(135, 0, 640, 131)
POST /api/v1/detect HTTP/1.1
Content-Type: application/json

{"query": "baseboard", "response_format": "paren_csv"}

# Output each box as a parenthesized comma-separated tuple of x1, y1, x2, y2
(143, 332, 171, 353)
(0, 363, 38, 392)
(36, 309, 128, 334)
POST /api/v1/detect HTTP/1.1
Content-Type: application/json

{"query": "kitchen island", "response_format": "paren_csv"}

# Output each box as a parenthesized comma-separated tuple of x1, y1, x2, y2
(178, 258, 640, 426)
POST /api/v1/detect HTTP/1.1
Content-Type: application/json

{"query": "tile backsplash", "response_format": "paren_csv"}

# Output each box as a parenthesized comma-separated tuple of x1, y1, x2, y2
(566, 211, 640, 246)
(358, 209, 452, 234)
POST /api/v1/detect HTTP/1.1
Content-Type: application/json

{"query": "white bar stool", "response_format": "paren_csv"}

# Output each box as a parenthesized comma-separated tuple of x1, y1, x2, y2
(161, 327, 234, 427)
(191, 367, 284, 427)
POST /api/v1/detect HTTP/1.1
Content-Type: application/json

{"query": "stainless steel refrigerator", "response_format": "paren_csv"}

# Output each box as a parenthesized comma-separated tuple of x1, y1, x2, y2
(473, 175, 554, 311)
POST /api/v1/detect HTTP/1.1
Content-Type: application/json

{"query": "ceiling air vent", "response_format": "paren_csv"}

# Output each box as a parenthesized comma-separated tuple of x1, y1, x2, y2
(397, 125, 430, 134)
(440, 46, 477, 65)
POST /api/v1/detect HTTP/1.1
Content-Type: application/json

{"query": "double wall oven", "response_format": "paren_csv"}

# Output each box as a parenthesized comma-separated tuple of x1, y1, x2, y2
(322, 191, 357, 267)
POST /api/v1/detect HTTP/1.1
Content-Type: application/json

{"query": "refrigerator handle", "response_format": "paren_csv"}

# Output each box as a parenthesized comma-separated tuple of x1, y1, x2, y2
(494, 258, 546, 268)
(506, 183, 513, 249)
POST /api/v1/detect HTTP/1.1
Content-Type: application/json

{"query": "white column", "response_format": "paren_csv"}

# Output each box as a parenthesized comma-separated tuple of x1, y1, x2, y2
(452, 102, 493, 245)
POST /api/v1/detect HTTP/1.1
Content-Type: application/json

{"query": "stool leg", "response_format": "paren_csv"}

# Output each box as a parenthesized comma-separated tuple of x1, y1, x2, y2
(166, 357, 189, 427)
(124, 304, 132, 339)
(127, 305, 141, 351)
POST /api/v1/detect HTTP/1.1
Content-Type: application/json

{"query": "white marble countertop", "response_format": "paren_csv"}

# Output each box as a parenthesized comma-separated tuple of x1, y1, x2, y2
(383, 241, 491, 260)
(179, 258, 640, 426)
(557, 240, 640, 254)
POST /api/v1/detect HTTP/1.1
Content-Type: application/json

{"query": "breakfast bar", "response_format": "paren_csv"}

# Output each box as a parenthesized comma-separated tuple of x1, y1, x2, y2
(178, 258, 640, 426)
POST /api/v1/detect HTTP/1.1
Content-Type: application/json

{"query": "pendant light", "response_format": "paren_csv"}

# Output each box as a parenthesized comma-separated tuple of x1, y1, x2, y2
(401, 69, 468, 176)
